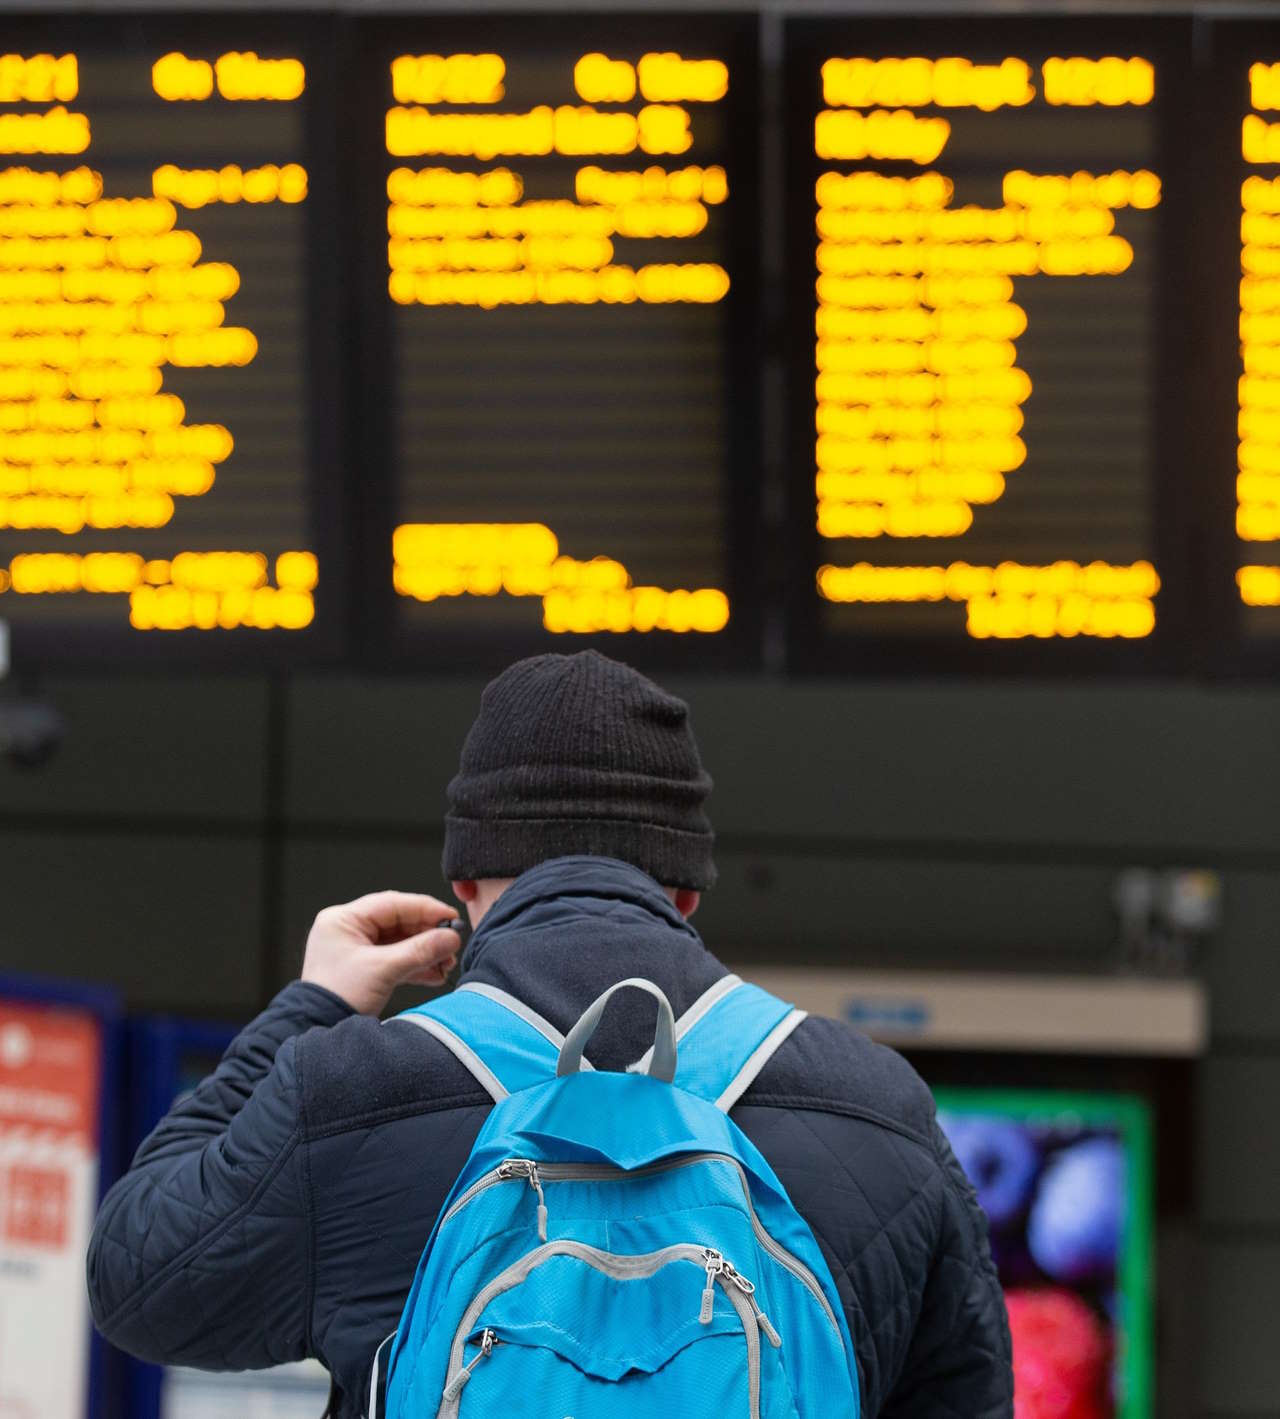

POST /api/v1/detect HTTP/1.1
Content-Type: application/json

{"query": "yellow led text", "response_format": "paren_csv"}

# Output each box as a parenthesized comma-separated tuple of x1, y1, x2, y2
(0, 152, 260, 558)
(393, 522, 729, 634)
(812, 163, 1157, 581)
(384, 46, 731, 306)
(0, 550, 316, 630)
(217, 53, 304, 101)
(821, 56, 1032, 111)
(386, 104, 695, 159)
(392, 54, 505, 105)
(577, 163, 727, 206)
(388, 166, 523, 206)
(637, 53, 728, 103)
(1250, 63, 1280, 112)
(815, 110, 951, 165)
(1041, 57, 1154, 107)
(152, 53, 214, 101)
(0, 108, 89, 155)
(1240, 174, 1280, 559)
(0, 54, 77, 103)
(575, 54, 636, 104)
(152, 164, 307, 208)
(572, 52, 727, 105)
(386, 164, 727, 307)
(1244, 114, 1280, 166)
(153, 52, 304, 102)
(1237, 564, 1280, 605)
(817, 560, 1159, 638)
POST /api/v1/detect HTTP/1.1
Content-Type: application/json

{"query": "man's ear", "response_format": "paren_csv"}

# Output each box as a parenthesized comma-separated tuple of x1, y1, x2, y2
(451, 879, 478, 904)
(673, 888, 701, 920)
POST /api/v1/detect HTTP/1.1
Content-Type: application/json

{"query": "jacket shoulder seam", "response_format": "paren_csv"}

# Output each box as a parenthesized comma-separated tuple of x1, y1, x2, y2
(301, 1091, 494, 1143)
(740, 1091, 935, 1150)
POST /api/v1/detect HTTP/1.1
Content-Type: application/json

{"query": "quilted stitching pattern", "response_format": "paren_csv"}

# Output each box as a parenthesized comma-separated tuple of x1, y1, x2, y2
(88, 860, 1012, 1419)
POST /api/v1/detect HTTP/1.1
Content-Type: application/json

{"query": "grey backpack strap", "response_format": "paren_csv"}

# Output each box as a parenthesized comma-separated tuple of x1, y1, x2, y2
(557, 978, 678, 1083)
(386, 983, 585, 1099)
(367, 1330, 395, 1417)
(657, 977, 806, 1111)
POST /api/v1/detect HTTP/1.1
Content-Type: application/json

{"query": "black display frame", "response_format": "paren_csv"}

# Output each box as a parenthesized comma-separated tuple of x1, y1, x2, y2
(781, 15, 1203, 678)
(348, 12, 764, 674)
(0, 12, 350, 671)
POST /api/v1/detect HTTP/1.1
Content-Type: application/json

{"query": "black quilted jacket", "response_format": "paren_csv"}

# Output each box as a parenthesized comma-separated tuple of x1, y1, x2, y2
(88, 856, 1012, 1418)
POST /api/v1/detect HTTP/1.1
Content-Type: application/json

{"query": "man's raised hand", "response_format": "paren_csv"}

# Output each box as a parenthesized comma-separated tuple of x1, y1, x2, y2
(301, 890, 462, 1015)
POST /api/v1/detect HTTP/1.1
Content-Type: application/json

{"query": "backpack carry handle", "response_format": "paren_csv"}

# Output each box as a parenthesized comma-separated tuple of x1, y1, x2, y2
(556, 978, 677, 1083)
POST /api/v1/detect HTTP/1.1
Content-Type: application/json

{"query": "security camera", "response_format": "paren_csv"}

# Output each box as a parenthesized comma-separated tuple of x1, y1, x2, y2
(0, 698, 65, 769)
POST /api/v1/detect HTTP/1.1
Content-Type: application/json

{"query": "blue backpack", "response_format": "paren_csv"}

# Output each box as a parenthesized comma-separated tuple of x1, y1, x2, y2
(371, 975, 860, 1419)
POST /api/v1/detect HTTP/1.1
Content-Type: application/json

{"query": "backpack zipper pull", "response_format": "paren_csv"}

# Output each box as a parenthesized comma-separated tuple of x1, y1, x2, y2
(441, 1328, 496, 1403)
(497, 1159, 548, 1240)
(722, 1260, 783, 1348)
(699, 1248, 725, 1324)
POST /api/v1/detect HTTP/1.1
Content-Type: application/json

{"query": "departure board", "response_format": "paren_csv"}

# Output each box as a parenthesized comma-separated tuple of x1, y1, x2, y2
(785, 19, 1189, 669)
(0, 13, 1275, 678)
(0, 18, 340, 661)
(358, 17, 759, 665)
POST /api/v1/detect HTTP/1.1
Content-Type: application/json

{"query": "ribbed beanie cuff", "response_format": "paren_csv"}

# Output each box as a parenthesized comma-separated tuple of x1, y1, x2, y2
(443, 817, 715, 892)
(442, 651, 716, 891)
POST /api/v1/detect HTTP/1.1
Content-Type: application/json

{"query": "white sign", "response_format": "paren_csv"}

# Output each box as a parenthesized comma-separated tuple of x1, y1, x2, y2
(0, 1000, 102, 1419)
(162, 1361, 331, 1419)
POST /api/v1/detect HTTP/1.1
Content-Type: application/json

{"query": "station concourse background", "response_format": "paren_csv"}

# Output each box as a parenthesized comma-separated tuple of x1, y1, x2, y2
(0, 4, 1277, 1419)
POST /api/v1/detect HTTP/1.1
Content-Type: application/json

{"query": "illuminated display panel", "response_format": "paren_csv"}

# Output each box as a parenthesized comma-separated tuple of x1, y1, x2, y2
(357, 16, 760, 667)
(784, 19, 1192, 671)
(936, 1090, 1153, 1419)
(1238, 58, 1280, 631)
(0, 17, 342, 662)
(1195, 20, 1280, 664)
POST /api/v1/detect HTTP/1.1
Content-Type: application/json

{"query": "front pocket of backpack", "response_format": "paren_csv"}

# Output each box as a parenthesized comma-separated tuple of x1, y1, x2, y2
(437, 1243, 764, 1419)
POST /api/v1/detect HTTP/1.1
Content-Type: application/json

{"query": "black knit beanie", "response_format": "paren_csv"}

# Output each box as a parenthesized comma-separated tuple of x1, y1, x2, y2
(442, 650, 716, 890)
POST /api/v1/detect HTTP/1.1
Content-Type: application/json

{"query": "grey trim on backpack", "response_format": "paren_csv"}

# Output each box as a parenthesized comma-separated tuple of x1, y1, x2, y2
(384, 976, 799, 1111)
(437, 1241, 763, 1419)
(389, 1015, 508, 1101)
(557, 979, 678, 1082)
(627, 974, 744, 1075)
(368, 1331, 395, 1419)
(714, 1009, 808, 1113)
(454, 982, 594, 1068)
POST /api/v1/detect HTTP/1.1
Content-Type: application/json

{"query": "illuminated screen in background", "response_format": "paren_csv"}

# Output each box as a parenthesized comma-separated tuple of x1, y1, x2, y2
(379, 23, 753, 649)
(1238, 57, 1280, 633)
(937, 1091, 1153, 1419)
(0, 32, 321, 647)
(793, 34, 1166, 646)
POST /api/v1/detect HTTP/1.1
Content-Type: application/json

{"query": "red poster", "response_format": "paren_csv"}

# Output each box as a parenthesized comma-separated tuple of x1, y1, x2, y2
(0, 1000, 102, 1419)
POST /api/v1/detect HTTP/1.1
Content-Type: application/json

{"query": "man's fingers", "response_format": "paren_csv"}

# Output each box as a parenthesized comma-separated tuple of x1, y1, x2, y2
(375, 926, 462, 986)
(406, 959, 457, 988)
(345, 891, 458, 943)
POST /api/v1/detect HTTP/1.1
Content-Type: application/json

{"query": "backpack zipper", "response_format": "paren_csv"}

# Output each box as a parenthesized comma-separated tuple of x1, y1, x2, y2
(439, 1327, 496, 1403)
(720, 1255, 784, 1348)
(701, 1248, 782, 1347)
(436, 1242, 765, 1419)
(496, 1159, 547, 1240)
(438, 1151, 841, 1341)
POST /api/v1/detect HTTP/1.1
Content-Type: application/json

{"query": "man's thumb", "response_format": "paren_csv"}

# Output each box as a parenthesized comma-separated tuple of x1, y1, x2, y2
(380, 926, 460, 982)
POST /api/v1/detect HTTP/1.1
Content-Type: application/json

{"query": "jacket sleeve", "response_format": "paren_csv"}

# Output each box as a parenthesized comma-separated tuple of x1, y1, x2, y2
(86, 982, 353, 1370)
(881, 1120, 1014, 1419)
